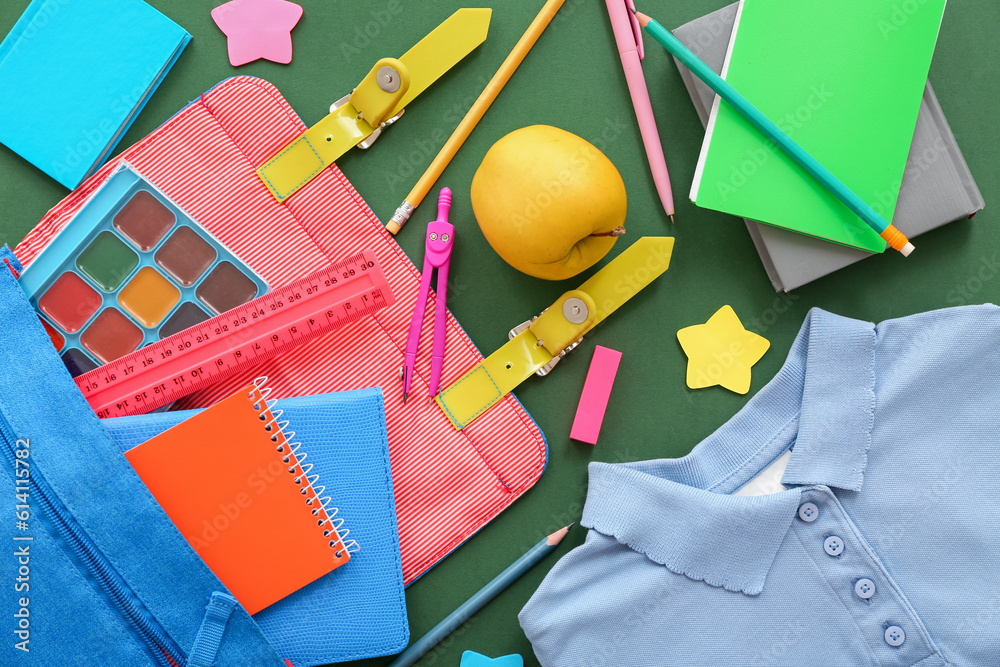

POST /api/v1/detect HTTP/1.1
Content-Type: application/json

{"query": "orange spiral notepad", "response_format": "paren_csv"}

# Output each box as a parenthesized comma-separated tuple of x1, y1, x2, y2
(125, 379, 351, 614)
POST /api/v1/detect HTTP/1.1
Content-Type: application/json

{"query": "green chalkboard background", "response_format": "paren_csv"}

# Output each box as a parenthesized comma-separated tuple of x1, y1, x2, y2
(1, 1, 997, 665)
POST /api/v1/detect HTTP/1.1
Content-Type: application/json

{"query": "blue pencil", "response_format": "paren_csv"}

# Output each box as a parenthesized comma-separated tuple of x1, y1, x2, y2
(634, 10, 915, 257)
(387, 524, 573, 667)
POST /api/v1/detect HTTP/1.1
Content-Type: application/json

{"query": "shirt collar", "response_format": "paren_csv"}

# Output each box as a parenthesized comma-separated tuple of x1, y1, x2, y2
(581, 308, 877, 595)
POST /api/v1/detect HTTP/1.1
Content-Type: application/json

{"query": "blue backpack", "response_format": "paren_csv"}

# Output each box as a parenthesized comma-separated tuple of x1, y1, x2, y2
(0, 247, 286, 667)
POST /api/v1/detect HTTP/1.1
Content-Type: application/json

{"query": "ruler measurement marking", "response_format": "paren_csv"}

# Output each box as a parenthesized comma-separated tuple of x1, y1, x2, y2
(76, 253, 392, 418)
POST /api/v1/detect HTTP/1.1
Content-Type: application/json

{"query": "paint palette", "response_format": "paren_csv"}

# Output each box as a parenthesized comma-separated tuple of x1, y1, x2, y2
(20, 165, 268, 377)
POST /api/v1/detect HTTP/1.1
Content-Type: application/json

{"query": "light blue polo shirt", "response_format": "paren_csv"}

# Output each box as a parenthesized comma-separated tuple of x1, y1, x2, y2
(519, 307, 1000, 666)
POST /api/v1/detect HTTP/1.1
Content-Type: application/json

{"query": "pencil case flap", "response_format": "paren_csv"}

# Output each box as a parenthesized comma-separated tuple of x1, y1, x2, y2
(14, 76, 547, 588)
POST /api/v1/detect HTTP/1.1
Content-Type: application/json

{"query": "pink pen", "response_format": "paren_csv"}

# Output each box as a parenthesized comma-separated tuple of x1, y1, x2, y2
(605, 0, 675, 221)
(401, 187, 454, 403)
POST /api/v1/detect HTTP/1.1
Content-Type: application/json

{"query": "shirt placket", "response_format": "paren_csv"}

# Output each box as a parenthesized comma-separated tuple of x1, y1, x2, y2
(791, 487, 947, 667)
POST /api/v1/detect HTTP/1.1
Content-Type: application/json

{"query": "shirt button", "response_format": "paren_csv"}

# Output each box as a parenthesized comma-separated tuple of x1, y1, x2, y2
(823, 535, 844, 556)
(798, 502, 819, 522)
(884, 626, 905, 647)
(854, 578, 876, 599)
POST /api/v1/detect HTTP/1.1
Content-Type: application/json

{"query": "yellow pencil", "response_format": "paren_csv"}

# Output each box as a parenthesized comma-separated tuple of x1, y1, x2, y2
(386, 0, 567, 235)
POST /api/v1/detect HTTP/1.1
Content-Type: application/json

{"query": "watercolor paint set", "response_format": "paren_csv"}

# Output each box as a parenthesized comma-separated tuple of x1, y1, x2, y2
(19, 165, 268, 377)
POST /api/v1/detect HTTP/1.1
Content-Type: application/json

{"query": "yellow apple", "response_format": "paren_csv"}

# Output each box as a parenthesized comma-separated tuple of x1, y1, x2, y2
(471, 125, 627, 281)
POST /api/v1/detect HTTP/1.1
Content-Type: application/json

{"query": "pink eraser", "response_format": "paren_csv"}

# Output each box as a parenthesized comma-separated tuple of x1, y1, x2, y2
(570, 346, 622, 445)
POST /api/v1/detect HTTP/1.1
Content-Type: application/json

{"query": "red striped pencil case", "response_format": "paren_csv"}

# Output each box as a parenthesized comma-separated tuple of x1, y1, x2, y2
(15, 76, 547, 585)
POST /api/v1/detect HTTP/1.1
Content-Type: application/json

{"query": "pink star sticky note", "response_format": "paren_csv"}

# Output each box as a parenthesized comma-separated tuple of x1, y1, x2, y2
(211, 0, 303, 67)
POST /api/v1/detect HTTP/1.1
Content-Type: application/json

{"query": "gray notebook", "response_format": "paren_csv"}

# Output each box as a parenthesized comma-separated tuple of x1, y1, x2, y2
(672, 3, 985, 292)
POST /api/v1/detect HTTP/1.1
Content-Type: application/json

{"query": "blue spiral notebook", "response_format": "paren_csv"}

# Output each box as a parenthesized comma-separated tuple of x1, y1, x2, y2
(103, 388, 408, 666)
(0, 0, 190, 189)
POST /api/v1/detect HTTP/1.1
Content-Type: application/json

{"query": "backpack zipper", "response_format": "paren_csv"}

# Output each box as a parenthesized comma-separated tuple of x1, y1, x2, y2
(0, 412, 186, 666)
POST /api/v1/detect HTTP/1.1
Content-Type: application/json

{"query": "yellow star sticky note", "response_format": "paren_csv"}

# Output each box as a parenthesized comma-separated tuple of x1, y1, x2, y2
(677, 305, 770, 395)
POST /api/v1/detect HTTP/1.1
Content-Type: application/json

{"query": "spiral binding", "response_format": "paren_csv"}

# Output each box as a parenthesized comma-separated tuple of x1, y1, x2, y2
(249, 377, 360, 559)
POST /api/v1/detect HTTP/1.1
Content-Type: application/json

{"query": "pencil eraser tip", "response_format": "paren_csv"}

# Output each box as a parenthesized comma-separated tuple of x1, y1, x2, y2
(385, 221, 402, 235)
(901, 242, 915, 257)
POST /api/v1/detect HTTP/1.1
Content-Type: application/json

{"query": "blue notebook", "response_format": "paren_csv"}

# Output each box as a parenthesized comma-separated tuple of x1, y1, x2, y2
(103, 388, 409, 666)
(0, 0, 190, 189)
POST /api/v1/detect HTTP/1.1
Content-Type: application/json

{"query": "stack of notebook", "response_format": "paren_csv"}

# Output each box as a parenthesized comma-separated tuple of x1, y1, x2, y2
(673, 2, 984, 291)
(104, 387, 408, 666)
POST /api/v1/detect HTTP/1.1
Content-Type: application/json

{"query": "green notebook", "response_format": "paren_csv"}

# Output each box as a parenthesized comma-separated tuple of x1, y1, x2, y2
(690, 0, 948, 253)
